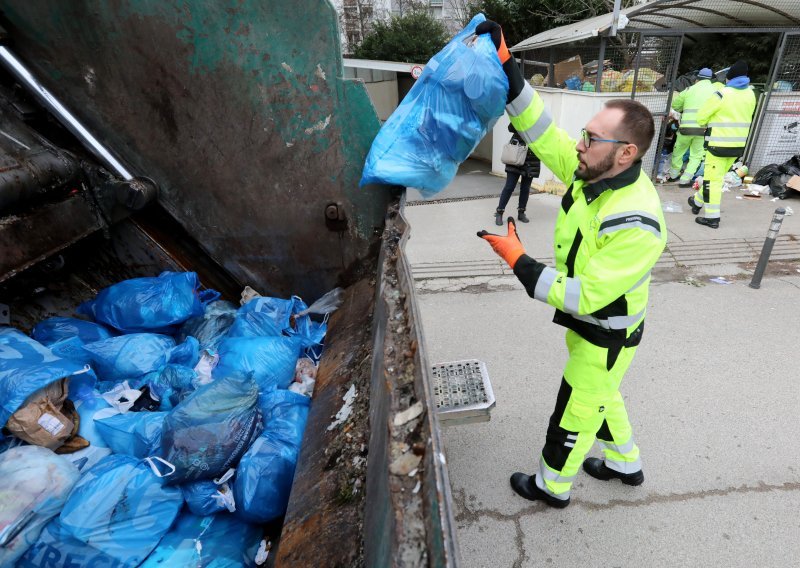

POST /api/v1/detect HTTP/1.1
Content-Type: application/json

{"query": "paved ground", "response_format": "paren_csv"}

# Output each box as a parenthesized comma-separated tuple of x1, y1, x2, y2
(403, 159, 800, 568)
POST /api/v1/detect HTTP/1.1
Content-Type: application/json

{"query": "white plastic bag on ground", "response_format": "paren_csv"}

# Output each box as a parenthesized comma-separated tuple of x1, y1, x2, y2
(0, 446, 80, 564)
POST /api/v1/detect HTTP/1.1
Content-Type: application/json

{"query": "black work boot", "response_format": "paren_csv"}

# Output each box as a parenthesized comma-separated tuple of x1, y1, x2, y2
(695, 216, 719, 229)
(687, 196, 701, 215)
(582, 458, 644, 486)
(509, 472, 570, 508)
(495, 208, 504, 226)
(678, 180, 692, 188)
(517, 209, 530, 223)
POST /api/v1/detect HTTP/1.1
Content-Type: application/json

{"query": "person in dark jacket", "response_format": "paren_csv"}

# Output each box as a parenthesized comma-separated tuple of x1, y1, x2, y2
(495, 123, 541, 225)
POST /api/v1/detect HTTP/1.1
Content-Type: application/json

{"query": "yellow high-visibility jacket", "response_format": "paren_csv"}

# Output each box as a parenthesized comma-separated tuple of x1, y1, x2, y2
(507, 84, 667, 347)
(671, 79, 718, 135)
(697, 84, 757, 157)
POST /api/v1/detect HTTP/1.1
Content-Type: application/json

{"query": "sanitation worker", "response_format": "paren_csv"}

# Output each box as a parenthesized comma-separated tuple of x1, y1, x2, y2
(690, 60, 756, 228)
(475, 20, 667, 508)
(667, 67, 717, 187)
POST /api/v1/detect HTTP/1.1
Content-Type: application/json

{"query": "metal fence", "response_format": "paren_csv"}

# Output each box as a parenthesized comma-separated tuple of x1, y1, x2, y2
(519, 32, 682, 176)
(517, 28, 800, 179)
(746, 32, 800, 173)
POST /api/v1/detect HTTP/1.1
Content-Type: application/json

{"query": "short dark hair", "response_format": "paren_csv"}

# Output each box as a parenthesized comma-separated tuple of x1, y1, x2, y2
(605, 99, 655, 160)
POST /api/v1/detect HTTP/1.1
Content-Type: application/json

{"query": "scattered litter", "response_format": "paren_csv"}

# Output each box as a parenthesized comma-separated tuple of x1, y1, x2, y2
(709, 277, 733, 285)
(255, 539, 271, 565)
(328, 384, 357, 431)
(101, 380, 142, 413)
(412, 480, 422, 494)
(389, 451, 422, 476)
(786, 206, 794, 216)
(289, 358, 316, 397)
(394, 401, 424, 427)
(723, 171, 742, 188)
(240, 285, 262, 305)
(662, 201, 684, 213)
(193, 349, 219, 387)
(745, 183, 768, 194)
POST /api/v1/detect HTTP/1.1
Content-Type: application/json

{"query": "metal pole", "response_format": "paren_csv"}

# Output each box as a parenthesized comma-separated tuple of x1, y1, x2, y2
(548, 48, 555, 87)
(651, 34, 684, 179)
(0, 46, 133, 180)
(610, 0, 623, 37)
(749, 207, 786, 289)
(630, 32, 644, 99)
(595, 36, 607, 93)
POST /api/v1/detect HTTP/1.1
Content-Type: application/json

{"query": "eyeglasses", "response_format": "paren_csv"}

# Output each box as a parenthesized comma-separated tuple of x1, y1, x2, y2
(581, 128, 630, 148)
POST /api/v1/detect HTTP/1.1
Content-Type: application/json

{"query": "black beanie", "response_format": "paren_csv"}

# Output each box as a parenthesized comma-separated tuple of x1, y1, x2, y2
(727, 60, 748, 80)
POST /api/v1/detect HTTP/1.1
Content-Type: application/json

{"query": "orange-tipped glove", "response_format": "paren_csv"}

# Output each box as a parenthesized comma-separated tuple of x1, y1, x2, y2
(475, 20, 511, 65)
(477, 217, 526, 268)
(475, 20, 525, 104)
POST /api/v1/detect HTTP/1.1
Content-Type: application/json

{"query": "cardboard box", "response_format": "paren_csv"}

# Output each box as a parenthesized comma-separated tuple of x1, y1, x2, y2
(553, 55, 584, 87)
(786, 175, 800, 193)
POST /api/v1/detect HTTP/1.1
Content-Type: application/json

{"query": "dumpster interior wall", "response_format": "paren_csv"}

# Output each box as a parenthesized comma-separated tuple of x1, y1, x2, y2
(0, 1, 459, 565)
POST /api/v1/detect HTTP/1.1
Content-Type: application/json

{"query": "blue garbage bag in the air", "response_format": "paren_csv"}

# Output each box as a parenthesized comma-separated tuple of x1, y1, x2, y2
(359, 13, 508, 196)
(0, 328, 92, 435)
(31, 317, 114, 346)
(58, 454, 183, 565)
(140, 512, 261, 568)
(233, 389, 310, 523)
(78, 271, 220, 334)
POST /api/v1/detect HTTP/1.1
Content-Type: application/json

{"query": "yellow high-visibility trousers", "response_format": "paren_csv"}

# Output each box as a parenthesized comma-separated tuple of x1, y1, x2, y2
(691, 153, 736, 220)
(669, 133, 706, 184)
(535, 330, 641, 501)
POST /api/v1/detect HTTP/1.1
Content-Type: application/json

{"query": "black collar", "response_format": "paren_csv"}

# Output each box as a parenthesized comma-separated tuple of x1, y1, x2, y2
(582, 161, 642, 203)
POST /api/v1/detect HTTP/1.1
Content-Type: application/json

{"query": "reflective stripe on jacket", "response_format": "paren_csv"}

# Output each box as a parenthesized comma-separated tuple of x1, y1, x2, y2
(671, 79, 717, 135)
(506, 83, 667, 348)
(697, 85, 757, 157)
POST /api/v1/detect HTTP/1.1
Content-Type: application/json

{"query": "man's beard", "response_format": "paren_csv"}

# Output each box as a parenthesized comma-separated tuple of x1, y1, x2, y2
(575, 148, 616, 181)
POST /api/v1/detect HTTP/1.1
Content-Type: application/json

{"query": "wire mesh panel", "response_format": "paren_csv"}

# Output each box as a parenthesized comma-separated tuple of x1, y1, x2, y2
(520, 33, 681, 177)
(431, 359, 495, 425)
(629, 34, 683, 177)
(748, 33, 800, 173)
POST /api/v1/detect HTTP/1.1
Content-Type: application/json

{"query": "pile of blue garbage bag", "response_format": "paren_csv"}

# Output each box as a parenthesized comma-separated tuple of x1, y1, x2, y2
(0, 271, 326, 567)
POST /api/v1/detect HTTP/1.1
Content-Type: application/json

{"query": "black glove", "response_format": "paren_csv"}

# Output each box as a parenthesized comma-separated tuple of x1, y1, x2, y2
(475, 20, 526, 104)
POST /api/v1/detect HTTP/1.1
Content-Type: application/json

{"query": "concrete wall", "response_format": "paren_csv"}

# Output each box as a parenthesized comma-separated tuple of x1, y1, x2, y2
(344, 67, 399, 121)
(490, 88, 666, 183)
(363, 80, 399, 121)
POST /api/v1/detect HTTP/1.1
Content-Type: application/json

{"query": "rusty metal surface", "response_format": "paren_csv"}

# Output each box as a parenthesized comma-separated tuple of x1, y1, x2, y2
(276, 277, 375, 567)
(0, 219, 187, 330)
(0, 95, 82, 212)
(0, 195, 103, 284)
(0, 0, 392, 301)
(363, 203, 459, 567)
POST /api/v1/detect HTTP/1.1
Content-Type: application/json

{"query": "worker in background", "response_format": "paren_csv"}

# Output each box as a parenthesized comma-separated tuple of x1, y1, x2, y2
(667, 68, 717, 187)
(475, 20, 667, 508)
(690, 60, 757, 228)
